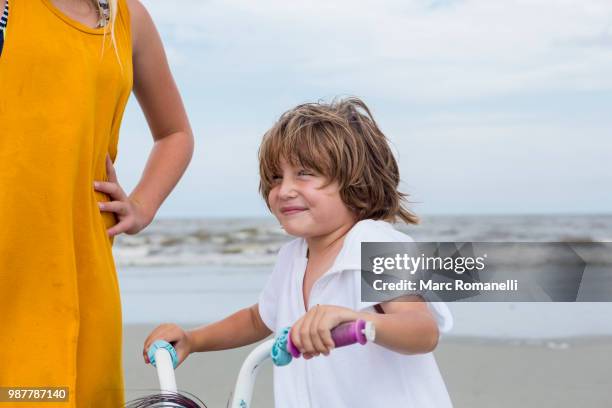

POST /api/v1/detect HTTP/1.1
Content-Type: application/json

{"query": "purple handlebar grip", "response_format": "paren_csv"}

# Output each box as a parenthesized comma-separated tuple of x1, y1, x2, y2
(287, 335, 301, 358)
(287, 320, 367, 358)
(332, 319, 367, 346)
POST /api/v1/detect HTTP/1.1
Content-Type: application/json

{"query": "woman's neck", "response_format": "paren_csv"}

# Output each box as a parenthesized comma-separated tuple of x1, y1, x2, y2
(52, 0, 100, 29)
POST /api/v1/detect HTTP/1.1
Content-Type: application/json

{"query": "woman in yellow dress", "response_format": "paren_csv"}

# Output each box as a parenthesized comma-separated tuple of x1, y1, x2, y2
(0, 0, 194, 406)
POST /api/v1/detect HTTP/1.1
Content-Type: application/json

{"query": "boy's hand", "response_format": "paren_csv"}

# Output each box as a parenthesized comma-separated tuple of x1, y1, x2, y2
(143, 323, 193, 367)
(290, 304, 359, 359)
(94, 154, 153, 237)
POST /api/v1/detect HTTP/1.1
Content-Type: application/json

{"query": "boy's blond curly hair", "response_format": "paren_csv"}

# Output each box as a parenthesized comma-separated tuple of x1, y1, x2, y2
(258, 97, 418, 225)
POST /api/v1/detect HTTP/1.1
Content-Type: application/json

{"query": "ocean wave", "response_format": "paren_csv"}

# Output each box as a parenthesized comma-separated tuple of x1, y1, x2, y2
(112, 215, 612, 267)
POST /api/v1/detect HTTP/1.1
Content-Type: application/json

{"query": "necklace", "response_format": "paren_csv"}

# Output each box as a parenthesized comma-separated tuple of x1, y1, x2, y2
(96, 0, 109, 28)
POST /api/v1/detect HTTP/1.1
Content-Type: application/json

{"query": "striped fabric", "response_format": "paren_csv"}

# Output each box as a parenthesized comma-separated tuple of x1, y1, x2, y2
(0, 0, 8, 57)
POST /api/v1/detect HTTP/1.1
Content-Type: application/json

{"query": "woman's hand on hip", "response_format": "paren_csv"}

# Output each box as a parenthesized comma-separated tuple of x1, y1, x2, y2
(94, 154, 154, 237)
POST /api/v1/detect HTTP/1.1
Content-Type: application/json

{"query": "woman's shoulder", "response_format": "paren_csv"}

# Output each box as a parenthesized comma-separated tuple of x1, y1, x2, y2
(125, 0, 147, 19)
(124, 0, 155, 53)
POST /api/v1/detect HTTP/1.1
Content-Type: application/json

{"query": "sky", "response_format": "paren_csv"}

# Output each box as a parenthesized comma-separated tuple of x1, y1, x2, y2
(115, 0, 612, 218)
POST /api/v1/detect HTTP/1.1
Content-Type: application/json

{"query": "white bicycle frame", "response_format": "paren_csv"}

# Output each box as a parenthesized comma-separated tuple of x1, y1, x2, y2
(150, 321, 373, 407)
(152, 338, 276, 408)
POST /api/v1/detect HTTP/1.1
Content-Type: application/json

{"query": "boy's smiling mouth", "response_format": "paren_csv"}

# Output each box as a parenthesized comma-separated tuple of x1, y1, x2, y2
(280, 206, 308, 215)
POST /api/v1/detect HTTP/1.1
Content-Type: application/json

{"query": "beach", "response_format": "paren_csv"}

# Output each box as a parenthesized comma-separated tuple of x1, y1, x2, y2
(117, 215, 612, 407)
(123, 325, 612, 407)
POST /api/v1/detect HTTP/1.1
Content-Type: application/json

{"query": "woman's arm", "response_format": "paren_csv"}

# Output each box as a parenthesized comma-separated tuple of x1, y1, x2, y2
(121, 0, 194, 229)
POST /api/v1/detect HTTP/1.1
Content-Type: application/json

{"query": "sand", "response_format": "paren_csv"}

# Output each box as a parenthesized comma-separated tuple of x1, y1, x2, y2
(123, 325, 612, 407)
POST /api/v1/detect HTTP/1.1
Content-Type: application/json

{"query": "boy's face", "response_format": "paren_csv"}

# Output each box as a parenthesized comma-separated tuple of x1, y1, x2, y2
(268, 159, 356, 239)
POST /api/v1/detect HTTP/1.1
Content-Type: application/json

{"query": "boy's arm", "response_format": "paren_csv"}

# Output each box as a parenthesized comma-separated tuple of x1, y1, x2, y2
(188, 304, 272, 352)
(358, 297, 440, 355)
(290, 296, 439, 358)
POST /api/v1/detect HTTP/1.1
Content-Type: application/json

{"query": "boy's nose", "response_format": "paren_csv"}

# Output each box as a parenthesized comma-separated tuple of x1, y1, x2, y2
(278, 178, 298, 199)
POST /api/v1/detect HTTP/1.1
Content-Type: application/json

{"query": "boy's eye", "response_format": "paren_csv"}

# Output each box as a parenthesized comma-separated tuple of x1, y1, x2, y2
(298, 170, 313, 176)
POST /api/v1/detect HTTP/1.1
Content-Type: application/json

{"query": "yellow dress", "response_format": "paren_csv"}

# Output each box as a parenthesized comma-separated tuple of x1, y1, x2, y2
(0, 0, 133, 406)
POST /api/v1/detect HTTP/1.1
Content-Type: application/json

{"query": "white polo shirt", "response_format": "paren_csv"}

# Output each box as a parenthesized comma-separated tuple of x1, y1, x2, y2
(258, 219, 453, 408)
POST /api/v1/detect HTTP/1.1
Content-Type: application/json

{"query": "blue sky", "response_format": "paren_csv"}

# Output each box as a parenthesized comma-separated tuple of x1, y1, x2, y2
(116, 0, 612, 218)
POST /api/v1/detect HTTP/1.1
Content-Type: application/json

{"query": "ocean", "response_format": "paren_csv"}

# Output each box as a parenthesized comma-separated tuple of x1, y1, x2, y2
(114, 214, 612, 341)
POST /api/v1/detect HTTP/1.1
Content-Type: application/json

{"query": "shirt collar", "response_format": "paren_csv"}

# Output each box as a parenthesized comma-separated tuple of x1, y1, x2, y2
(298, 219, 392, 276)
